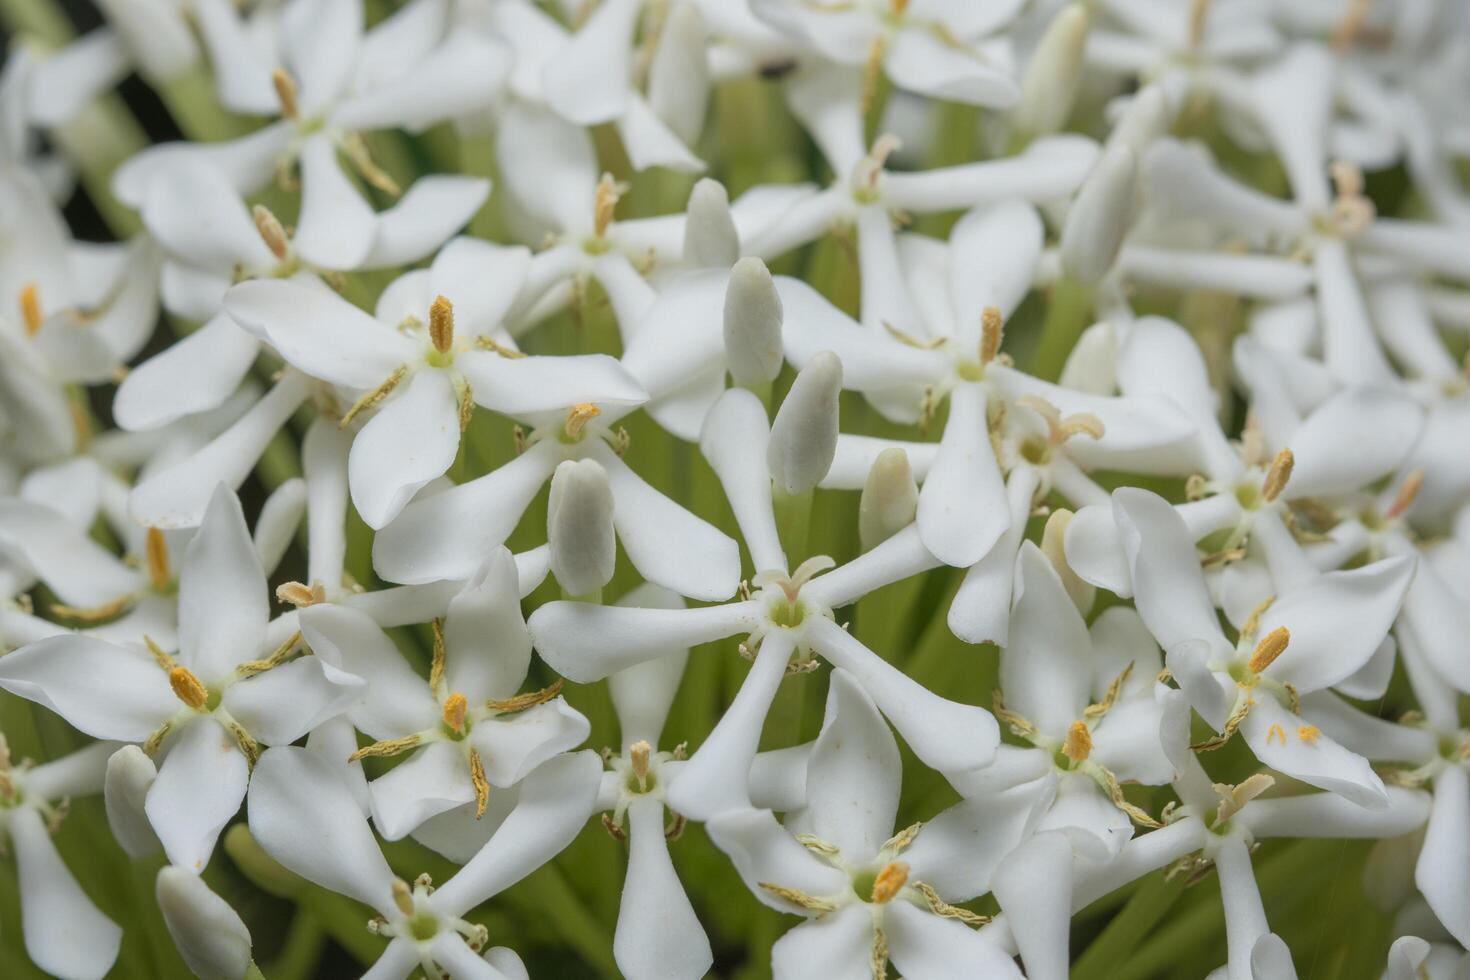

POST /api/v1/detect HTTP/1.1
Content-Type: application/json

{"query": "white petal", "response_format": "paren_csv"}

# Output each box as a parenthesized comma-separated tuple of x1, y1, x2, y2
(1249, 45, 1333, 209)
(990, 831, 1075, 980)
(12, 806, 122, 980)
(444, 548, 532, 701)
(1283, 387, 1423, 498)
(615, 796, 713, 980)
(299, 604, 438, 740)
(903, 779, 1050, 901)
(495, 101, 599, 236)
(1214, 836, 1269, 980)
(0, 635, 174, 742)
(426, 238, 531, 337)
(529, 600, 759, 683)
(1313, 239, 1395, 386)
(177, 485, 269, 682)
(807, 669, 901, 861)
(948, 201, 1044, 339)
(0, 499, 137, 606)
(114, 313, 259, 431)
(1238, 697, 1388, 808)
(282, 0, 362, 113)
(1112, 488, 1229, 658)
(884, 28, 1018, 107)
(363, 177, 492, 269)
(665, 630, 794, 821)
(884, 135, 1099, 213)
(112, 123, 292, 208)
(292, 135, 378, 270)
(331, 35, 507, 133)
(249, 746, 397, 912)
(917, 384, 1007, 567)
(886, 900, 1025, 979)
(368, 741, 476, 841)
(349, 370, 461, 529)
(700, 388, 785, 573)
(222, 656, 363, 746)
(146, 718, 249, 872)
(771, 904, 872, 980)
(807, 617, 998, 774)
(1417, 765, 1470, 947)
(461, 352, 645, 420)
(607, 584, 688, 747)
(541, 0, 639, 125)
(471, 699, 590, 786)
(804, 524, 942, 609)
(1239, 785, 1429, 840)
(156, 866, 254, 980)
(704, 806, 849, 912)
(1002, 543, 1092, 736)
(615, 95, 706, 174)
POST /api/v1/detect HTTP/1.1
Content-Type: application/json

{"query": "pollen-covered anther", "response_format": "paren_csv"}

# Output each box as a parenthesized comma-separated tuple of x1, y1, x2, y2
(594, 174, 625, 239)
(468, 748, 489, 819)
(169, 666, 209, 710)
(271, 67, 300, 120)
(630, 739, 651, 790)
(1247, 626, 1290, 674)
(1327, 160, 1375, 234)
(145, 527, 172, 591)
(1266, 723, 1287, 745)
(339, 366, 408, 428)
(1058, 412, 1105, 442)
(428, 295, 455, 354)
(252, 205, 291, 260)
(1384, 469, 1424, 520)
(1297, 725, 1320, 744)
(1063, 720, 1093, 763)
(442, 693, 468, 734)
(391, 878, 415, 917)
(870, 861, 910, 904)
(564, 402, 601, 440)
(1260, 448, 1294, 502)
(275, 580, 326, 607)
(980, 307, 1004, 364)
(19, 283, 42, 337)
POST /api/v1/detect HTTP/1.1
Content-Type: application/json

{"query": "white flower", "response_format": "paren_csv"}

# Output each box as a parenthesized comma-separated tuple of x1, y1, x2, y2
(707, 671, 1037, 979)
(247, 742, 598, 980)
(0, 486, 363, 871)
(156, 865, 254, 980)
(300, 548, 591, 857)
(0, 737, 122, 980)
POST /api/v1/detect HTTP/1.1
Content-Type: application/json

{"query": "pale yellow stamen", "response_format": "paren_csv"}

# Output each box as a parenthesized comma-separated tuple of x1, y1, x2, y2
(1188, 0, 1211, 48)
(861, 40, 886, 116)
(349, 734, 425, 762)
(594, 174, 624, 239)
(1297, 725, 1320, 744)
(1260, 448, 1294, 503)
(339, 366, 408, 428)
(1214, 773, 1274, 823)
(1266, 723, 1287, 745)
(630, 739, 651, 789)
(980, 306, 1004, 364)
(271, 67, 299, 120)
(429, 295, 454, 354)
(145, 527, 171, 591)
(564, 402, 601, 440)
(340, 133, 401, 197)
(49, 594, 134, 623)
(275, 581, 326, 607)
(1063, 720, 1093, 763)
(1384, 469, 1424, 520)
(169, 666, 209, 710)
(1328, 160, 1375, 234)
(890, 0, 909, 13)
(758, 882, 839, 913)
(870, 861, 909, 904)
(252, 205, 291, 261)
(391, 878, 415, 916)
(1247, 626, 1290, 674)
(442, 693, 468, 734)
(485, 678, 565, 714)
(429, 619, 447, 694)
(469, 748, 489, 818)
(19, 283, 43, 338)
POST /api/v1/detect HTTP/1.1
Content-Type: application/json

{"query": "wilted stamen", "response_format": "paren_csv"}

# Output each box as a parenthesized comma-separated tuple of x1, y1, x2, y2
(442, 693, 468, 734)
(1214, 773, 1274, 823)
(272, 68, 300, 120)
(854, 133, 902, 192)
(564, 402, 601, 440)
(980, 307, 1004, 365)
(594, 174, 624, 239)
(252, 205, 291, 261)
(870, 861, 909, 904)
(275, 581, 326, 607)
(1384, 469, 1424, 520)
(468, 749, 489, 818)
(1063, 720, 1093, 763)
(630, 739, 651, 790)
(19, 283, 42, 338)
(1260, 448, 1293, 502)
(1247, 626, 1290, 674)
(145, 527, 172, 591)
(429, 295, 455, 354)
(169, 666, 209, 710)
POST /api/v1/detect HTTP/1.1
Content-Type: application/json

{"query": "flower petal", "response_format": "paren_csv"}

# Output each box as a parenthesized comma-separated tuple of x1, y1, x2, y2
(704, 806, 848, 913)
(917, 383, 1007, 567)
(114, 312, 259, 431)
(990, 831, 1075, 980)
(12, 805, 122, 980)
(807, 669, 901, 862)
(1416, 765, 1470, 947)
(299, 604, 439, 740)
(349, 369, 462, 529)
(1238, 697, 1387, 808)
(1002, 543, 1092, 736)
(699, 388, 785, 573)
(472, 699, 591, 786)
(528, 600, 759, 683)
(221, 656, 363, 746)
(368, 741, 476, 841)
(177, 485, 269, 682)
(0, 635, 174, 741)
(771, 904, 872, 980)
(145, 718, 249, 872)
(292, 134, 378, 270)
(904, 778, 1050, 902)
(615, 795, 714, 980)
(444, 548, 532, 701)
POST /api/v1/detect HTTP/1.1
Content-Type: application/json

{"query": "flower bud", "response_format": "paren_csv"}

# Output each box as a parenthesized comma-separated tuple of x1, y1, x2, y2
(1012, 5, 1090, 140)
(768, 351, 842, 496)
(684, 178, 740, 268)
(859, 448, 918, 551)
(1106, 84, 1169, 157)
(648, 1, 710, 147)
(1060, 143, 1137, 285)
(105, 745, 161, 858)
(547, 459, 616, 597)
(157, 866, 254, 980)
(724, 257, 784, 388)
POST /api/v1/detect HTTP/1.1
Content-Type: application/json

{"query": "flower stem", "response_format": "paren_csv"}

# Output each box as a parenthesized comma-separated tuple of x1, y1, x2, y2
(1031, 275, 1095, 381)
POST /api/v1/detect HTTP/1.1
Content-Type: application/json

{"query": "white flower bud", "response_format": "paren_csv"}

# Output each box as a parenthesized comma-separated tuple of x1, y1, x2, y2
(1059, 320, 1118, 395)
(548, 459, 616, 597)
(859, 448, 918, 551)
(1106, 84, 1170, 157)
(156, 866, 254, 980)
(1012, 5, 1090, 140)
(723, 257, 784, 387)
(684, 178, 740, 268)
(768, 351, 842, 496)
(1060, 144, 1137, 285)
(648, 1, 710, 147)
(105, 745, 161, 858)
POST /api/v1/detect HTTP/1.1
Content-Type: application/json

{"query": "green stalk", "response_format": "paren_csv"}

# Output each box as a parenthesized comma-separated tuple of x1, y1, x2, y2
(268, 910, 326, 980)
(1071, 871, 1187, 980)
(771, 486, 813, 564)
(1030, 275, 1095, 381)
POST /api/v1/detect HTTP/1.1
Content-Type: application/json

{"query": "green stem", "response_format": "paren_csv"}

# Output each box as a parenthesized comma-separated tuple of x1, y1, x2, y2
(1031, 275, 1095, 382)
(505, 864, 620, 979)
(268, 909, 326, 980)
(771, 487, 813, 566)
(1071, 871, 1187, 980)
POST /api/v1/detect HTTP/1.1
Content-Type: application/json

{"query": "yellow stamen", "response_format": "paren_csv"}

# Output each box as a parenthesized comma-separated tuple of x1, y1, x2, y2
(1384, 469, 1424, 520)
(442, 693, 468, 734)
(457, 382, 475, 432)
(340, 133, 402, 197)
(391, 878, 415, 916)
(429, 619, 447, 694)
(914, 881, 990, 926)
(870, 861, 910, 904)
(428, 295, 454, 354)
(49, 593, 134, 623)
(1084, 662, 1135, 721)
(473, 334, 526, 358)
(339, 366, 408, 428)
(145, 635, 177, 671)
(235, 631, 302, 678)
(980, 307, 1004, 364)
(275, 581, 326, 607)
(1329, 0, 1371, 52)
(468, 748, 489, 818)
(594, 174, 624, 239)
(758, 882, 839, 913)
(881, 822, 922, 855)
(1247, 626, 1291, 674)
(19, 283, 42, 338)
(225, 719, 261, 767)
(890, 0, 909, 13)
(1266, 723, 1287, 746)
(485, 678, 565, 715)
(1062, 720, 1093, 763)
(872, 927, 889, 980)
(271, 68, 299, 120)
(1240, 595, 1276, 640)
(1260, 448, 1294, 503)
(169, 666, 209, 710)
(1297, 725, 1320, 744)
(860, 38, 885, 117)
(564, 402, 601, 440)
(252, 205, 291, 261)
(145, 527, 171, 591)
(630, 739, 651, 789)
(349, 733, 424, 763)
(1188, 0, 1211, 48)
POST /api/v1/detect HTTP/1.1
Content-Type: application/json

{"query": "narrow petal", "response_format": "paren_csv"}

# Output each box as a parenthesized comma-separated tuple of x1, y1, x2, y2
(1112, 488, 1229, 658)
(299, 604, 439, 740)
(444, 548, 533, 701)
(904, 779, 1051, 902)
(884, 28, 1018, 107)
(291, 134, 378, 270)
(114, 313, 259, 431)
(917, 383, 1007, 567)
(460, 352, 646, 420)
(704, 806, 848, 913)
(541, 0, 639, 125)
(1238, 697, 1388, 808)
(990, 831, 1075, 980)
(146, 718, 249, 872)
(1416, 766, 1470, 947)
(331, 35, 508, 133)
(349, 370, 462, 529)
(0, 635, 174, 742)
(1215, 836, 1269, 980)
(177, 485, 269, 682)
(771, 904, 873, 980)
(699, 388, 785, 573)
(472, 699, 591, 786)
(12, 806, 122, 980)
(607, 584, 688, 748)
(947, 465, 1036, 645)
(807, 669, 901, 861)
(528, 600, 759, 683)
(886, 900, 1025, 979)
(221, 656, 363, 746)
(0, 499, 138, 606)
(367, 742, 476, 841)
(363, 177, 493, 269)
(615, 796, 713, 980)
(1313, 239, 1396, 386)
(1001, 543, 1092, 736)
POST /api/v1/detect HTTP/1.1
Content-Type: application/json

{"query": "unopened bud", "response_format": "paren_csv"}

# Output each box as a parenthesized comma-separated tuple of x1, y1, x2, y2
(768, 352, 842, 496)
(157, 866, 254, 980)
(1012, 5, 1090, 140)
(1106, 85, 1169, 157)
(648, 2, 711, 147)
(724, 257, 784, 388)
(1060, 144, 1137, 285)
(105, 746, 161, 858)
(548, 459, 616, 597)
(684, 179, 740, 269)
(859, 448, 918, 551)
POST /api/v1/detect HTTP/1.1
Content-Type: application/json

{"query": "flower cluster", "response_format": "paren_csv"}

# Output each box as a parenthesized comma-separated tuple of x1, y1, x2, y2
(0, 0, 1468, 978)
